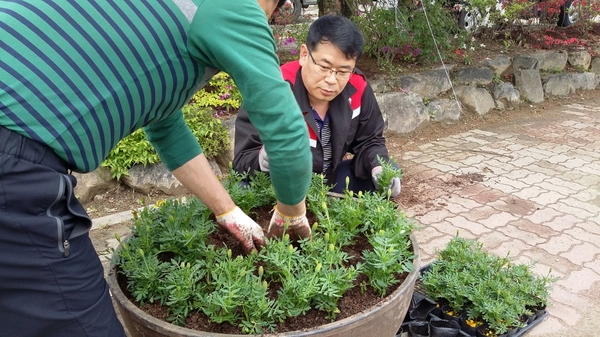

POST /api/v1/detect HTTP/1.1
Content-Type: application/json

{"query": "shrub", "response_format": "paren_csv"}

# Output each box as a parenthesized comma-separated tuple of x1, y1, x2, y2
(347, 0, 466, 68)
(187, 72, 242, 118)
(101, 105, 230, 180)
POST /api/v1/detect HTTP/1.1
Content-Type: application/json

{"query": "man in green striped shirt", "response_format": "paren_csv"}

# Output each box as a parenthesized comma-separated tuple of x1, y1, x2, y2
(0, 0, 312, 335)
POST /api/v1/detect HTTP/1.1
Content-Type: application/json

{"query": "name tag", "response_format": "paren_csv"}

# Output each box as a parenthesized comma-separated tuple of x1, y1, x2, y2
(352, 107, 361, 119)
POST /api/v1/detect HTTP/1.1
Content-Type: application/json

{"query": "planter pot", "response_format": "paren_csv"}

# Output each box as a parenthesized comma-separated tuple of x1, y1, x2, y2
(108, 233, 420, 337)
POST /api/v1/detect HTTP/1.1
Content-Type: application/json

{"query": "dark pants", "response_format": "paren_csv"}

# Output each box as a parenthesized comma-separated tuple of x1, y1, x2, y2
(329, 159, 377, 194)
(0, 126, 125, 337)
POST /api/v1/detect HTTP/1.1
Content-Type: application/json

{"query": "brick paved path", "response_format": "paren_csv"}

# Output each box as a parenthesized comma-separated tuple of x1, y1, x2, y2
(397, 103, 600, 336)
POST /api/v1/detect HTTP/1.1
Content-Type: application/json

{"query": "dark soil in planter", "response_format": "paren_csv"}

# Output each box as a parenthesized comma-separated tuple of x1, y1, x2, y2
(116, 205, 411, 334)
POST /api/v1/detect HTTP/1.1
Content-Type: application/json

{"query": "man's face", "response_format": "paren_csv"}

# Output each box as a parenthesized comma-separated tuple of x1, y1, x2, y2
(298, 42, 357, 106)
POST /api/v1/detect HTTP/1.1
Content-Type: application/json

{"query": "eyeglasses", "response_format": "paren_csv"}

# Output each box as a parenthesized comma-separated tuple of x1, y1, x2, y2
(307, 50, 353, 80)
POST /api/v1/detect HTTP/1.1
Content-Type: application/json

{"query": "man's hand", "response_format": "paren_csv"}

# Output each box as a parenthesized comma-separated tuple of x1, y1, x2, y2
(258, 146, 269, 172)
(216, 206, 265, 253)
(267, 206, 311, 240)
(371, 166, 402, 197)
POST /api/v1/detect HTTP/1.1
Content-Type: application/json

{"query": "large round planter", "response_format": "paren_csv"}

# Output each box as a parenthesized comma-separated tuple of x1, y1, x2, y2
(108, 233, 420, 337)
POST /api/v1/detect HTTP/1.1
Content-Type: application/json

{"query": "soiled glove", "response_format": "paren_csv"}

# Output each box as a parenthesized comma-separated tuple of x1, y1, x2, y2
(216, 206, 265, 253)
(267, 206, 311, 240)
(371, 166, 402, 197)
(258, 146, 269, 172)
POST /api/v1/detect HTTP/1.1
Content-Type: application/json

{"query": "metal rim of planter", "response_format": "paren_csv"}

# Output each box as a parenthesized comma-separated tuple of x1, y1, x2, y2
(108, 233, 420, 337)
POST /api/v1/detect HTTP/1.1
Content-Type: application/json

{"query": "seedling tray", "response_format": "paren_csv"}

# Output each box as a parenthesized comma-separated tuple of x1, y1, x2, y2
(395, 264, 549, 337)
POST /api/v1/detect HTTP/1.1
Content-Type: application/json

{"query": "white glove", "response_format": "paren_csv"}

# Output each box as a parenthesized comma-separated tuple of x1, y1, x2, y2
(216, 206, 266, 253)
(267, 206, 311, 240)
(258, 146, 269, 172)
(371, 166, 402, 197)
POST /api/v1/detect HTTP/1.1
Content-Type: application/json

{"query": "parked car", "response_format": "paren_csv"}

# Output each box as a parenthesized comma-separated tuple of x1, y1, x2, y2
(284, 0, 318, 21)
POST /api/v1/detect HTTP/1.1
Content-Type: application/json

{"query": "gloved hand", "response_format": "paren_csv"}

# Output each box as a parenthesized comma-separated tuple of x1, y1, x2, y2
(258, 146, 269, 172)
(371, 166, 402, 197)
(267, 206, 311, 240)
(216, 206, 265, 253)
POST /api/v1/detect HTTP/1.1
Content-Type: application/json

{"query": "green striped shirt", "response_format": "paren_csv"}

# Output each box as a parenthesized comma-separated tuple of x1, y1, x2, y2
(0, 0, 312, 205)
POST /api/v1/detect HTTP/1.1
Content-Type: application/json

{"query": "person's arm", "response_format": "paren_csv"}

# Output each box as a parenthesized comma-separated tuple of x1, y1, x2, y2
(349, 82, 390, 179)
(233, 107, 263, 174)
(188, 0, 312, 209)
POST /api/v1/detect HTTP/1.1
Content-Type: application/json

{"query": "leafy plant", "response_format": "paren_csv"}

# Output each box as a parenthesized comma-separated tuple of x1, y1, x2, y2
(421, 234, 557, 335)
(375, 155, 403, 198)
(113, 171, 417, 333)
(188, 72, 242, 117)
(101, 105, 230, 179)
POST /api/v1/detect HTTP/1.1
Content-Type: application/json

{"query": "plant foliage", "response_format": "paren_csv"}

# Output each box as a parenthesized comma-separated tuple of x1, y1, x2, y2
(421, 234, 557, 335)
(112, 171, 417, 334)
(101, 105, 230, 180)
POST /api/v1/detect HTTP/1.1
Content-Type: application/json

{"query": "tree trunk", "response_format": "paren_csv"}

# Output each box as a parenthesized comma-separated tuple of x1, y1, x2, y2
(318, 0, 351, 17)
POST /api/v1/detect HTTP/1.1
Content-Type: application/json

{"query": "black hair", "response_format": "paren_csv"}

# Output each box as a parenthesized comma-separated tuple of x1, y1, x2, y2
(306, 14, 364, 60)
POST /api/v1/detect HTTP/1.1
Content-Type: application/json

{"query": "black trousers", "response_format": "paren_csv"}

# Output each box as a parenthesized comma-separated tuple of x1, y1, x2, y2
(329, 159, 377, 194)
(0, 126, 125, 337)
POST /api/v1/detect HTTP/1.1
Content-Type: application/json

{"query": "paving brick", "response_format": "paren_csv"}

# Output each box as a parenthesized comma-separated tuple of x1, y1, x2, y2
(571, 188, 600, 202)
(549, 202, 597, 219)
(416, 209, 455, 225)
(524, 207, 563, 224)
(543, 177, 586, 192)
(428, 220, 464, 237)
(414, 225, 445, 245)
(563, 226, 600, 246)
(583, 258, 600, 276)
(527, 316, 568, 336)
(464, 136, 490, 145)
(498, 224, 546, 245)
(513, 186, 545, 200)
(472, 230, 511, 250)
(480, 212, 519, 229)
(487, 199, 529, 215)
(506, 143, 528, 151)
(535, 181, 578, 197)
(520, 172, 550, 185)
(520, 249, 580, 275)
(510, 156, 539, 167)
(573, 174, 600, 186)
(445, 194, 482, 209)
(489, 238, 533, 258)
(561, 158, 592, 169)
(541, 214, 582, 232)
(529, 163, 569, 175)
(482, 180, 517, 194)
(512, 218, 560, 239)
(560, 242, 599, 265)
(577, 162, 600, 176)
(460, 154, 488, 166)
(549, 285, 594, 312)
(426, 162, 456, 173)
(473, 189, 506, 204)
(525, 147, 557, 159)
(538, 234, 582, 255)
(455, 184, 490, 198)
(560, 197, 600, 216)
(504, 168, 535, 180)
(434, 158, 463, 169)
(443, 201, 470, 214)
(546, 302, 583, 326)
(575, 221, 600, 236)
(493, 176, 530, 190)
(446, 215, 491, 236)
(460, 205, 501, 222)
(530, 191, 567, 206)
(419, 235, 454, 258)
(557, 268, 600, 293)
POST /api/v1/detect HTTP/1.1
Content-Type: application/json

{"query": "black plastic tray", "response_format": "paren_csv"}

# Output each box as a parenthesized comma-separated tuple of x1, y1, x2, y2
(395, 264, 549, 337)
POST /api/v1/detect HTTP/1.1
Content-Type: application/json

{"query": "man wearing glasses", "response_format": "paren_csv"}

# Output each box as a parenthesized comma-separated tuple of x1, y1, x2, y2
(234, 14, 401, 198)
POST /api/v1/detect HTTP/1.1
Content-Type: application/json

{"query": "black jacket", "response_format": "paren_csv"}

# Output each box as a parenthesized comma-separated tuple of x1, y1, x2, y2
(233, 61, 389, 184)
